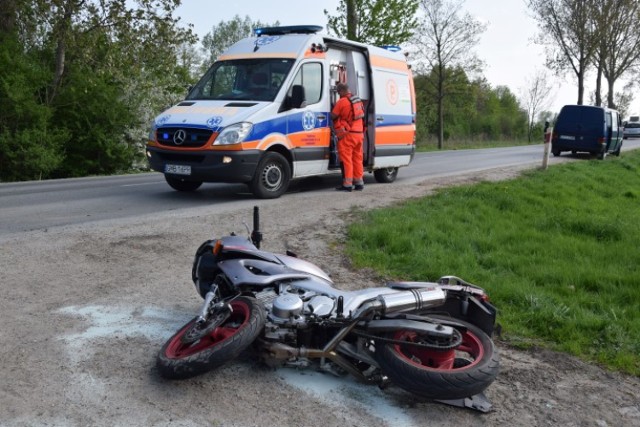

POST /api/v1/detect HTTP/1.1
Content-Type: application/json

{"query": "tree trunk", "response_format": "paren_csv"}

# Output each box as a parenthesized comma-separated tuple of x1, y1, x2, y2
(0, 0, 16, 35)
(346, 0, 357, 40)
(50, 1, 74, 104)
(577, 73, 584, 105)
(607, 78, 616, 109)
(437, 67, 444, 150)
(595, 61, 603, 107)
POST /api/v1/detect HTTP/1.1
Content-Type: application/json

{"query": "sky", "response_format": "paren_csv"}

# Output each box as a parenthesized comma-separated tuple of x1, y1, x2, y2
(173, 0, 640, 119)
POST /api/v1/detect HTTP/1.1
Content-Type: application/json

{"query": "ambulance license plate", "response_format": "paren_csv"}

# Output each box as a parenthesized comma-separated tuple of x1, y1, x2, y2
(164, 164, 191, 175)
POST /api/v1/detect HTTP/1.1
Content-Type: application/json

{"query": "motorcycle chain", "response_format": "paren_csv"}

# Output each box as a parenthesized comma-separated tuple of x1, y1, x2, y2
(352, 328, 463, 351)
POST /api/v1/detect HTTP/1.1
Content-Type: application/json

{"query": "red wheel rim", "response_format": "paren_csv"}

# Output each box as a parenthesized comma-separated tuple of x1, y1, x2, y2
(164, 300, 251, 359)
(392, 328, 485, 371)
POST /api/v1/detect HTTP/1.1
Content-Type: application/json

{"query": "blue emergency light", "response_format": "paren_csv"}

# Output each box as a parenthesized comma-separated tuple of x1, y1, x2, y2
(254, 25, 323, 36)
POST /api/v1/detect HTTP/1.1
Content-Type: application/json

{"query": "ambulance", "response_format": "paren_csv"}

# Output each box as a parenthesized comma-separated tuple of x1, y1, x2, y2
(146, 25, 416, 198)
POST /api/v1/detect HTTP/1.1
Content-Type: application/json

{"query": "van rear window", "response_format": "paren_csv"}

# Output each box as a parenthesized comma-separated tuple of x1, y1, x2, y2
(557, 106, 603, 133)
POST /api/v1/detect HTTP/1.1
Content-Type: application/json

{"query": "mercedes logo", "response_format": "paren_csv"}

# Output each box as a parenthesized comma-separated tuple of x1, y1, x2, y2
(173, 129, 187, 145)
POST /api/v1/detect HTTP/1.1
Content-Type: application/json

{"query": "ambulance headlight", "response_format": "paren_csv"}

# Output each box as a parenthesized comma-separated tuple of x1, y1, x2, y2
(148, 123, 157, 143)
(214, 123, 253, 145)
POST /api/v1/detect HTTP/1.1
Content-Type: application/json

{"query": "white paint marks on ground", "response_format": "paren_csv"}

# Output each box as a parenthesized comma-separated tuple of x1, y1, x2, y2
(56, 305, 417, 426)
(278, 369, 416, 427)
(57, 305, 191, 364)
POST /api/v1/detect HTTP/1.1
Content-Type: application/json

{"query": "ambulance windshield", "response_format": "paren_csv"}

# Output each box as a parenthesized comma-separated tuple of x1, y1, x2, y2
(186, 58, 295, 102)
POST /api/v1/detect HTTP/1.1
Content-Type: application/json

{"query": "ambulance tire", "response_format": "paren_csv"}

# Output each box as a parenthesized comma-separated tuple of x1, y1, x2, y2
(165, 175, 203, 192)
(250, 152, 291, 199)
(374, 167, 398, 183)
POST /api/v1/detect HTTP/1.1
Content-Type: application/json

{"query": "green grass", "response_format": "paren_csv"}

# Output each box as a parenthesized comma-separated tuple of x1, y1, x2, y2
(346, 150, 640, 375)
(416, 138, 535, 151)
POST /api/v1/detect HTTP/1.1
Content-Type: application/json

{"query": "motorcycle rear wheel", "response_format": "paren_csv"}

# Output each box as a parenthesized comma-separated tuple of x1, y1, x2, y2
(157, 296, 265, 379)
(375, 315, 499, 400)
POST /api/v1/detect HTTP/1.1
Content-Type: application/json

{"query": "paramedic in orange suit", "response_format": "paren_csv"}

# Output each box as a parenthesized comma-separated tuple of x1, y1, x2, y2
(331, 83, 364, 192)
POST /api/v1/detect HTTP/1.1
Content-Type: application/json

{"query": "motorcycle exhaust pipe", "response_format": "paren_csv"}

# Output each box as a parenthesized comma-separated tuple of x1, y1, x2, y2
(353, 287, 446, 319)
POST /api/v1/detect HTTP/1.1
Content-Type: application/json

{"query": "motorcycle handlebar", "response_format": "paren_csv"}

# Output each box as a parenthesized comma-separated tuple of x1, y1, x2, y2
(251, 206, 263, 249)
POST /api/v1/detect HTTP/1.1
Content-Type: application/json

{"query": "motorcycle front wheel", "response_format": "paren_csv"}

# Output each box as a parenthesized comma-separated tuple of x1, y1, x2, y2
(375, 315, 499, 400)
(157, 296, 265, 379)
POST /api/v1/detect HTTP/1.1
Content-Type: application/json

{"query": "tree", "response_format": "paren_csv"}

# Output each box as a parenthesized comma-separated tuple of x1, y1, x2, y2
(324, 0, 419, 45)
(414, 69, 528, 145)
(528, 0, 599, 105)
(0, 0, 197, 181)
(611, 81, 635, 118)
(201, 15, 278, 72)
(0, 36, 68, 181)
(411, 0, 486, 149)
(521, 69, 556, 142)
(598, 0, 640, 109)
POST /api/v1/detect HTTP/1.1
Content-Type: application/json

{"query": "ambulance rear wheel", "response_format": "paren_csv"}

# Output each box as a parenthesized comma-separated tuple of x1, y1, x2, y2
(165, 175, 203, 192)
(250, 152, 291, 199)
(374, 167, 398, 183)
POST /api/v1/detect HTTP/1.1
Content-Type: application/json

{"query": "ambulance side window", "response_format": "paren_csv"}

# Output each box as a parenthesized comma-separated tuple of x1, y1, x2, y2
(282, 62, 322, 111)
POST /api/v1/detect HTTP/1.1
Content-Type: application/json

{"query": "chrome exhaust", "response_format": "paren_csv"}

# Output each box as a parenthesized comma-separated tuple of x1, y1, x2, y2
(353, 286, 446, 319)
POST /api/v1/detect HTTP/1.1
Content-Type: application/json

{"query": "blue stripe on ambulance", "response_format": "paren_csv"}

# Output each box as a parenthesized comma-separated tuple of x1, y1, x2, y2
(247, 112, 330, 140)
(375, 115, 414, 127)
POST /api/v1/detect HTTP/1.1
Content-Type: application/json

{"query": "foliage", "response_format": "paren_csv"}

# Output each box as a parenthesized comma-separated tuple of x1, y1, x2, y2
(346, 150, 640, 375)
(324, 0, 419, 45)
(413, 68, 529, 146)
(0, 34, 67, 181)
(0, 0, 196, 181)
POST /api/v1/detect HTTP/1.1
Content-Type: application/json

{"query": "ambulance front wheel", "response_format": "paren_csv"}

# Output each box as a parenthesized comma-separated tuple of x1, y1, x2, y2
(165, 175, 203, 192)
(374, 167, 398, 183)
(250, 152, 291, 199)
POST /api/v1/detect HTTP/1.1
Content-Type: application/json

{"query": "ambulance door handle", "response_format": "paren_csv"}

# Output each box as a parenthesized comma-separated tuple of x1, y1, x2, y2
(316, 114, 327, 121)
(376, 116, 384, 122)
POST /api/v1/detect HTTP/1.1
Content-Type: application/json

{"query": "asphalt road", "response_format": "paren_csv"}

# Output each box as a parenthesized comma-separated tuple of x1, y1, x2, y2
(2, 141, 639, 236)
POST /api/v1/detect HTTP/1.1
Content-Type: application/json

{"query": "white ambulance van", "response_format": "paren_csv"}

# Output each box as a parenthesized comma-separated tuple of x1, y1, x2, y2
(146, 25, 416, 198)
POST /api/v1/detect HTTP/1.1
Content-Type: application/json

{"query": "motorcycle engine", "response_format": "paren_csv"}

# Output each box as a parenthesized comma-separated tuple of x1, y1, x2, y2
(257, 288, 337, 368)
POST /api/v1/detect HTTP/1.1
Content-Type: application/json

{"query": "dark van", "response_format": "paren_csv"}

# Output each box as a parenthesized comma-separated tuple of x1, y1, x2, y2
(552, 105, 623, 159)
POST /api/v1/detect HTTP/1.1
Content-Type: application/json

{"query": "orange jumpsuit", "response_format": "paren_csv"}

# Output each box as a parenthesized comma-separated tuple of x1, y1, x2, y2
(331, 93, 364, 188)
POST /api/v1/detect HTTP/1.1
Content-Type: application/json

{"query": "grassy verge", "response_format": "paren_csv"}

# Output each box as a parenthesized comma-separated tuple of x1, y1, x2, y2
(346, 150, 640, 375)
(416, 138, 536, 152)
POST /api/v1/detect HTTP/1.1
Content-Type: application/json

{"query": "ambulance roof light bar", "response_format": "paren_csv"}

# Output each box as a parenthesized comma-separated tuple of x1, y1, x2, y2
(254, 25, 323, 37)
(380, 45, 402, 52)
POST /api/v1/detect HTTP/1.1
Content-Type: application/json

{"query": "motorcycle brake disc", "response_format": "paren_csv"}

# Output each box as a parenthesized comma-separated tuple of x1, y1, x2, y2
(181, 309, 231, 345)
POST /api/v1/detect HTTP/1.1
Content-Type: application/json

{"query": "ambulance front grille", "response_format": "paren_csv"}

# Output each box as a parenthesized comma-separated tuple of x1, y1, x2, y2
(156, 127, 214, 148)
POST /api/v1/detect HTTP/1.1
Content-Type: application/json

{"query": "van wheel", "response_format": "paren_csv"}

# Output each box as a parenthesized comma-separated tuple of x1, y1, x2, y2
(374, 167, 399, 183)
(597, 150, 606, 160)
(250, 152, 291, 199)
(552, 150, 560, 157)
(165, 175, 202, 192)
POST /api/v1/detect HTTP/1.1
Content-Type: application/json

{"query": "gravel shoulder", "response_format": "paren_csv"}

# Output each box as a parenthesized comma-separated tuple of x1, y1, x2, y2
(1, 165, 639, 427)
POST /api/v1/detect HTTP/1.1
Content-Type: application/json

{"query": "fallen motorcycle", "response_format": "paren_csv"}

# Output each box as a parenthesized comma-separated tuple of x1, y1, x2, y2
(157, 207, 500, 411)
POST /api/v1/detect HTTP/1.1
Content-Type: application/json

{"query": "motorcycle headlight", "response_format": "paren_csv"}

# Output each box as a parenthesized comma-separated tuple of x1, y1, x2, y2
(214, 122, 253, 145)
